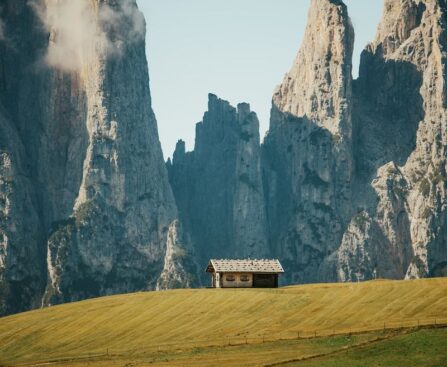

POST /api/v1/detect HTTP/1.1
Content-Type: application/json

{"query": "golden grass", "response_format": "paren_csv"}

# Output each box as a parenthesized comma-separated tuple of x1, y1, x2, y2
(0, 278, 446, 366)
(33, 332, 387, 367)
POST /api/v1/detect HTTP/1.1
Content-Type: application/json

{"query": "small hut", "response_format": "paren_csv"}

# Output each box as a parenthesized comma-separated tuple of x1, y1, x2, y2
(205, 259, 284, 288)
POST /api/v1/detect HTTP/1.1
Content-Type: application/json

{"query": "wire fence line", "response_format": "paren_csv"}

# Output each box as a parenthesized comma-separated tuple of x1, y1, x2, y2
(122, 317, 447, 353)
(13, 317, 446, 366)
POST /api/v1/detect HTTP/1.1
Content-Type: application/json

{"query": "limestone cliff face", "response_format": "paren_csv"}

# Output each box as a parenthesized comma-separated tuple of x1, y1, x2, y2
(262, 0, 447, 284)
(0, 108, 45, 315)
(0, 0, 193, 314)
(42, 0, 188, 304)
(2, 0, 447, 313)
(167, 95, 269, 281)
(262, 0, 354, 284)
(344, 0, 447, 280)
(0, 0, 51, 315)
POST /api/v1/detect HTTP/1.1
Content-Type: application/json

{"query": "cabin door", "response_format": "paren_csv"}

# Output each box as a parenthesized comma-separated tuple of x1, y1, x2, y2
(253, 274, 277, 288)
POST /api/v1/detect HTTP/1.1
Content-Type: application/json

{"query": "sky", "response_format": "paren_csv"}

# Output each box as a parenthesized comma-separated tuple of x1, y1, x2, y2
(138, 0, 383, 159)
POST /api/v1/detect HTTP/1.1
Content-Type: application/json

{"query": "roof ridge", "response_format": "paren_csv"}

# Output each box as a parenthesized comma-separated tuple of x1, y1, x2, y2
(206, 258, 284, 273)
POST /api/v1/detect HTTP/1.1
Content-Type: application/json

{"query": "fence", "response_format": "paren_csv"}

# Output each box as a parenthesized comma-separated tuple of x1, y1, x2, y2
(11, 317, 447, 367)
(136, 317, 447, 353)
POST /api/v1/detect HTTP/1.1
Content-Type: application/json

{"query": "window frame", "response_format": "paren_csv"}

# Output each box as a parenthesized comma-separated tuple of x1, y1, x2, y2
(240, 274, 250, 282)
(225, 274, 236, 282)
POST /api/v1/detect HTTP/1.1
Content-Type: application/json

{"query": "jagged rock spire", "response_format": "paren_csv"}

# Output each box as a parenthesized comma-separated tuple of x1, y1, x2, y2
(168, 94, 269, 283)
(272, 0, 354, 136)
(372, 0, 428, 56)
(0, 0, 195, 314)
(263, 0, 354, 284)
(345, 0, 447, 281)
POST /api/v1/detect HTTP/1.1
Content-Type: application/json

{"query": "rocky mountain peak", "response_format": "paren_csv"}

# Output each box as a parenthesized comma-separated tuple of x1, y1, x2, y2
(272, 0, 354, 136)
(173, 140, 186, 160)
(2, 0, 447, 314)
(0, 0, 194, 315)
(372, 0, 427, 56)
(168, 95, 269, 283)
(262, 0, 354, 284)
(349, 0, 447, 281)
(237, 102, 251, 121)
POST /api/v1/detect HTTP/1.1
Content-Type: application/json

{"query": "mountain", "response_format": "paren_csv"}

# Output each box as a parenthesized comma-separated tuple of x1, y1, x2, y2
(1, 0, 447, 315)
(0, 0, 194, 315)
(167, 95, 269, 282)
(262, 0, 354, 284)
(170, 0, 447, 284)
(341, 0, 447, 281)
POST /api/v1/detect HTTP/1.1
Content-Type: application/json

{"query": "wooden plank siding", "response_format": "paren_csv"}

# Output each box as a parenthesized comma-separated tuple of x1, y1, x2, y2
(221, 273, 253, 288)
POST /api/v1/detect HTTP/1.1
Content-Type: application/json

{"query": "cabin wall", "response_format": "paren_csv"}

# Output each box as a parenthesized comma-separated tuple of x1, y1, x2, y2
(208, 269, 282, 288)
(221, 273, 253, 288)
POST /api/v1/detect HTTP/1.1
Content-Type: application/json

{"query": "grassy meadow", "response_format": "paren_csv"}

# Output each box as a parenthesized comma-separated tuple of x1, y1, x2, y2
(283, 328, 447, 367)
(0, 278, 446, 366)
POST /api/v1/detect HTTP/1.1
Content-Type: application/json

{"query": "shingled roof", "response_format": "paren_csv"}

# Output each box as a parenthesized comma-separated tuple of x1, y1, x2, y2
(205, 259, 284, 273)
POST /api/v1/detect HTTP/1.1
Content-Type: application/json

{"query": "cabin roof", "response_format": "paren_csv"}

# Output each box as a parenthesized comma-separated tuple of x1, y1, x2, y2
(205, 259, 284, 273)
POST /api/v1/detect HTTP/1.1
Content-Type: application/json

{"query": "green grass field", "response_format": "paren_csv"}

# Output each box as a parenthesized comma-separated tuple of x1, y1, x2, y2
(0, 278, 446, 366)
(282, 328, 447, 367)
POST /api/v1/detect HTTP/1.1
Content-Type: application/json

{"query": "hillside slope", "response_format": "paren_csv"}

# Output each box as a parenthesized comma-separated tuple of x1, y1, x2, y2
(0, 278, 446, 366)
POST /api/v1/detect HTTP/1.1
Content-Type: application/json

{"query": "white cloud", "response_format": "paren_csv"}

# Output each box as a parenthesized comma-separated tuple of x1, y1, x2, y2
(33, 0, 146, 72)
(100, 0, 146, 45)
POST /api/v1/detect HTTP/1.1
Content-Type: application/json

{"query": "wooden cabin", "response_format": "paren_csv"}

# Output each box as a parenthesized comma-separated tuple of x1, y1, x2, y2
(205, 259, 284, 288)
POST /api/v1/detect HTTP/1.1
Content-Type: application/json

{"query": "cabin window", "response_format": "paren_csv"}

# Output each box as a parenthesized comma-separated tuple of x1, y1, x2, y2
(225, 275, 236, 282)
(240, 275, 250, 282)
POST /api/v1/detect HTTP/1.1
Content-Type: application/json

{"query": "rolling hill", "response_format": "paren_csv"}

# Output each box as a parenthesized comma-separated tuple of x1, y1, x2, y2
(0, 278, 446, 366)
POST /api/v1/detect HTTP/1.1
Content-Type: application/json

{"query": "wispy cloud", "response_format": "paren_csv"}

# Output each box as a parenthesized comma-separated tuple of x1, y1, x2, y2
(100, 0, 146, 45)
(33, 0, 146, 72)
